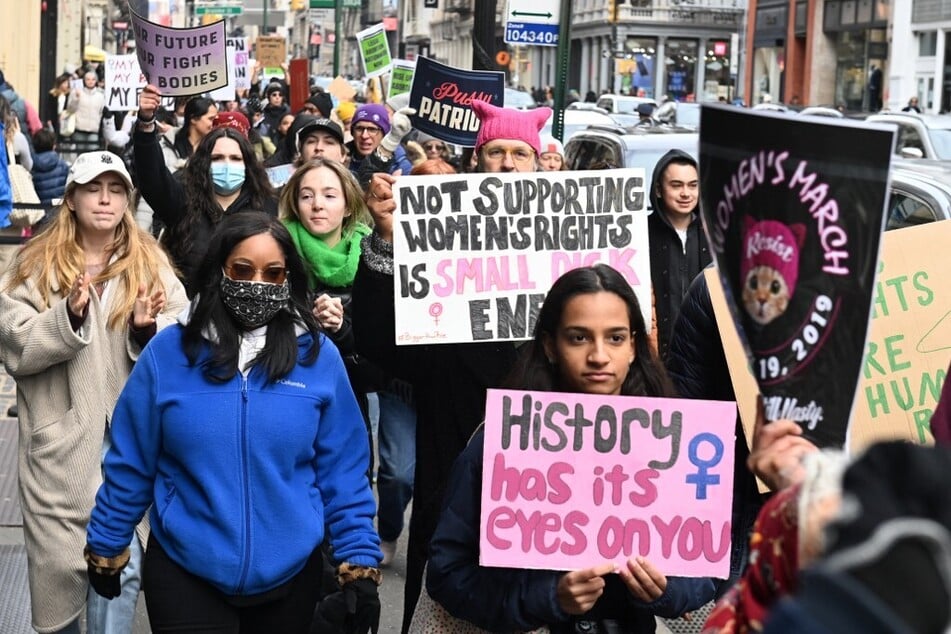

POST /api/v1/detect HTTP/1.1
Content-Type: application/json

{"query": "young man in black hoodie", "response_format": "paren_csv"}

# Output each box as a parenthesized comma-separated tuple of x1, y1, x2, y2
(648, 149, 711, 361)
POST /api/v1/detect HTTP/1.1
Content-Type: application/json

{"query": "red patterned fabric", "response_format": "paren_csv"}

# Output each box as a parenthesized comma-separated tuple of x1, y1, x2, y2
(702, 484, 801, 633)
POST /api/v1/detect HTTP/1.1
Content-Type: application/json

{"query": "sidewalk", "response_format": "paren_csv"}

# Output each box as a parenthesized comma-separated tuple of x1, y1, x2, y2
(0, 368, 30, 633)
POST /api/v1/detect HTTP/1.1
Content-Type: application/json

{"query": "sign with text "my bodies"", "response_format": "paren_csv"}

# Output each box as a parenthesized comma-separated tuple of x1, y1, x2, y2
(480, 390, 736, 577)
(392, 169, 650, 345)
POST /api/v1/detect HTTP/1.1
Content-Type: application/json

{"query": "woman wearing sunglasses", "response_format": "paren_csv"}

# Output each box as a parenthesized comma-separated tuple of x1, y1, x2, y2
(85, 211, 383, 632)
(0, 151, 188, 634)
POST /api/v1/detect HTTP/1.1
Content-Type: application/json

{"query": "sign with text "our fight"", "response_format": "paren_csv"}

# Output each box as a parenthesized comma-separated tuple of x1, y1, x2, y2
(480, 390, 736, 577)
(130, 9, 228, 97)
(392, 169, 651, 345)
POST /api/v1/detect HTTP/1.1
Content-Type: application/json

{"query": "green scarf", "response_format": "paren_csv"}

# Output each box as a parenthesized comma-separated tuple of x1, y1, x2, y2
(283, 219, 371, 289)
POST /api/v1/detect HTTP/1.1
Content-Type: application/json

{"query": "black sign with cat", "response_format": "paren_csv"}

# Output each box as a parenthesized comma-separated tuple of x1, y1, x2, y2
(698, 104, 894, 448)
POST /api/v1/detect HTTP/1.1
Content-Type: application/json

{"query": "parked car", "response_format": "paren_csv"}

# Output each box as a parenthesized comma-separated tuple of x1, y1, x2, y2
(866, 112, 951, 160)
(887, 160, 951, 228)
(595, 94, 656, 115)
(504, 88, 537, 110)
(542, 109, 618, 142)
(565, 129, 951, 227)
(799, 106, 844, 118)
(565, 128, 698, 203)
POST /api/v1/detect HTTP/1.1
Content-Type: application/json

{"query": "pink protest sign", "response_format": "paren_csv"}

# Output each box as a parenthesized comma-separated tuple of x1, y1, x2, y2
(479, 389, 736, 578)
(130, 9, 228, 97)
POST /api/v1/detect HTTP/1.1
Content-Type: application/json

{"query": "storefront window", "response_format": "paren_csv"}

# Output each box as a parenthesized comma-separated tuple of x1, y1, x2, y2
(834, 31, 866, 111)
(703, 39, 732, 101)
(623, 37, 657, 98)
(752, 46, 783, 104)
(665, 38, 698, 101)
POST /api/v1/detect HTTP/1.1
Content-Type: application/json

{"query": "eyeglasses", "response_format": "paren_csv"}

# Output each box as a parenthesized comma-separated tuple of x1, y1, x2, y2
(224, 263, 287, 284)
(424, 143, 446, 151)
(484, 146, 535, 164)
(353, 125, 383, 137)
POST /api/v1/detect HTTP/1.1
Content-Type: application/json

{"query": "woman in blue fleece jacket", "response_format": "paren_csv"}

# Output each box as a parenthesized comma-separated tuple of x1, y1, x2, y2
(425, 265, 716, 633)
(85, 212, 382, 632)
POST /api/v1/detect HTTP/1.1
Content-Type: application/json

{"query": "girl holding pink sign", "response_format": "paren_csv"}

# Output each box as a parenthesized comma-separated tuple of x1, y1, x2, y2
(422, 265, 716, 633)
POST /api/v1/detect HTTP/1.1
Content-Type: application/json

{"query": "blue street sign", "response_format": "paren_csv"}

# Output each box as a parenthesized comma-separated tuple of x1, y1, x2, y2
(503, 22, 559, 47)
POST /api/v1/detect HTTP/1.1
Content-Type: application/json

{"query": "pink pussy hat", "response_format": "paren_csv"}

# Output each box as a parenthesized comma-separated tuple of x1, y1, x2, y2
(740, 217, 807, 297)
(471, 99, 552, 156)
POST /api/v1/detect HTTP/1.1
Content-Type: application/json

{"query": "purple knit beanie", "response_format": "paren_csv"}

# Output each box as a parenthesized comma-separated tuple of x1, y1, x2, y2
(471, 99, 552, 156)
(351, 104, 391, 136)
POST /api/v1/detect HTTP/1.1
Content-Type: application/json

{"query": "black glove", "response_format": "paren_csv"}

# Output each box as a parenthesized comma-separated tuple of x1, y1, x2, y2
(344, 578, 380, 634)
(87, 566, 121, 599)
(83, 545, 128, 600)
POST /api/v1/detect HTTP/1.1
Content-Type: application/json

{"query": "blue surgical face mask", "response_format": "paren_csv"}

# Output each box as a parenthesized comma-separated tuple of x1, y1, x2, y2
(211, 162, 246, 195)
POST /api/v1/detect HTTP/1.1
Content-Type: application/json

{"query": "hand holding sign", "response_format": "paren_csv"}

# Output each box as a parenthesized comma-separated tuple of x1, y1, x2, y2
(555, 563, 614, 615)
(380, 107, 416, 154)
(747, 398, 818, 491)
(365, 172, 398, 243)
(619, 557, 667, 603)
(138, 84, 162, 120)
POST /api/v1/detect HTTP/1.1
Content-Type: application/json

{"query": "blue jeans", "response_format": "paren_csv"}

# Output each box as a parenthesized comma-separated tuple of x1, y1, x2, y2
(376, 390, 416, 542)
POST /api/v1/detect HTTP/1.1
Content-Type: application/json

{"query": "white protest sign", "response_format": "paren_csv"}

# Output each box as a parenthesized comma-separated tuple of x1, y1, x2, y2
(227, 37, 251, 91)
(392, 169, 651, 345)
(104, 54, 176, 111)
(209, 46, 238, 101)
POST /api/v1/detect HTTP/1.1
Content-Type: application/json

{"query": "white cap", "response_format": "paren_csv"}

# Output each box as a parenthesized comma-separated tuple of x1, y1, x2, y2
(539, 134, 564, 156)
(66, 151, 133, 191)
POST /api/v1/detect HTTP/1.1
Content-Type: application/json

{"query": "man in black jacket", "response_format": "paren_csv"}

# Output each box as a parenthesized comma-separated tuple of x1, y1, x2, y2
(648, 149, 711, 361)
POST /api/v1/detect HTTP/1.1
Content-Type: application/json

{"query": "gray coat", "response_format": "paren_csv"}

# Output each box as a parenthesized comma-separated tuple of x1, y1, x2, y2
(0, 257, 187, 632)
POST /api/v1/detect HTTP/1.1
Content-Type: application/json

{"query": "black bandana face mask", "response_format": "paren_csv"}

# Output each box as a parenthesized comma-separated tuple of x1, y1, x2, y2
(220, 276, 290, 328)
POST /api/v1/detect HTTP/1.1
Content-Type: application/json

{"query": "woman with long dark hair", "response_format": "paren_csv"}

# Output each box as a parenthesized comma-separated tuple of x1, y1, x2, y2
(85, 212, 382, 632)
(164, 96, 217, 171)
(133, 84, 277, 295)
(423, 265, 715, 633)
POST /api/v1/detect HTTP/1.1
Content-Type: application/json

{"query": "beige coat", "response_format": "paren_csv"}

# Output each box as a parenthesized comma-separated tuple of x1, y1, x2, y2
(0, 261, 188, 633)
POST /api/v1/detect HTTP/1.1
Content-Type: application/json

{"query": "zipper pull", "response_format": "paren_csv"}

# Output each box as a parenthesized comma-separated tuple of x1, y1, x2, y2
(242, 376, 249, 401)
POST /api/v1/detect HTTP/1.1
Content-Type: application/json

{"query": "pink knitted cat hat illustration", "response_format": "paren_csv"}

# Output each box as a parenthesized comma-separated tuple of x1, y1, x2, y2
(740, 217, 807, 297)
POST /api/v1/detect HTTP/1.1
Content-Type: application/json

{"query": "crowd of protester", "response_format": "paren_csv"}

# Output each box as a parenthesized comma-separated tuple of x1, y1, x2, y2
(0, 58, 950, 634)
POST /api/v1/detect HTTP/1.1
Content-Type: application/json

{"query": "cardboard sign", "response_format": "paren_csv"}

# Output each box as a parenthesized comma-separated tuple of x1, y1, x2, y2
(408, 56, 505, 147)
(699, 105, 894, 448)
(327, 75, 357, 102)
(104, 54, 175, 111)
(710, 220, 951, 460)
(356, 23, 392, 78)
(129, 10, 228, 97)
(389, 59, 415, 97)
(392, 169, 651, 345)
(479, 389, 736, 577)
(256, 35, 287, 69)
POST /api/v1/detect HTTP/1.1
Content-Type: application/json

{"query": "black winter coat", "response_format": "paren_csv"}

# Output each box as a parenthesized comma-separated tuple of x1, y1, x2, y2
(666, 268, 765, 596)
(352, 250, 517, 631)
(648, 149, 711, 361)
(133, 127, 277, 295)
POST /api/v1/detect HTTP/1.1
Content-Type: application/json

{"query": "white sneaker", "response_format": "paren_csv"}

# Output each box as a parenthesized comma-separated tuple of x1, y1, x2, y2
(380, 540, 397, 567)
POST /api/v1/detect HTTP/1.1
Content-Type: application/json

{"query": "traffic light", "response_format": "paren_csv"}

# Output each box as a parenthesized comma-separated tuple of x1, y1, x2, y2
(609, 0, 618, 23)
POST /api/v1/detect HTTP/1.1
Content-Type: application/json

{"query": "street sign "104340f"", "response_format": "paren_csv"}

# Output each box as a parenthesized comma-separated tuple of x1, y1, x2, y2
(504, 0, 560, 47)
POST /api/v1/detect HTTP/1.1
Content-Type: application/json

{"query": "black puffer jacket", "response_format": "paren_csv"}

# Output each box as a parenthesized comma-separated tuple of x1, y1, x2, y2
(666, 268, 764, 596)
(648, 149, 711, 361)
